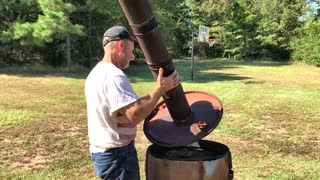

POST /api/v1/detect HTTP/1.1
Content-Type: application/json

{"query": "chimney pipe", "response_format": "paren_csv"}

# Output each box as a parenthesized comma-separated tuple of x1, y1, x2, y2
(118, 0, 192, 124)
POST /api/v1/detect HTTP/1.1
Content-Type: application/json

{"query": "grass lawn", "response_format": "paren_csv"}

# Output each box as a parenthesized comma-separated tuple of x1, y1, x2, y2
(0, 59, 319, 179)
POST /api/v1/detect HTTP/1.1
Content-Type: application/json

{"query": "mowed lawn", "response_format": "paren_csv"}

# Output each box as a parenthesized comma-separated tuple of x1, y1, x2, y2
(0, 59, 319, 179)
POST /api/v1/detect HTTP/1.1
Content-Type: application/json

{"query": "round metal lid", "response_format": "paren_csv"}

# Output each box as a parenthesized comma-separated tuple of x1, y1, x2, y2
(143, 91, 223, 147)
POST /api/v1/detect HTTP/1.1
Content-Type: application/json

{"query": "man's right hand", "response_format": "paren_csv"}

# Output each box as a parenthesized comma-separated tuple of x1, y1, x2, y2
(156, 68, 180, 93)
(118, 68, 180, 125)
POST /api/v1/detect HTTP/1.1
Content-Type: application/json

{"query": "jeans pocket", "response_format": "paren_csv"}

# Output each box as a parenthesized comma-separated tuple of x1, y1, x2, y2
(92, 152, 122, 179)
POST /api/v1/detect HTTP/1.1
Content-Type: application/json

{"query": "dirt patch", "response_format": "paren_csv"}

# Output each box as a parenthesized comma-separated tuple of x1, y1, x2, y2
(0, 111, 88, 171)
(6, 151, 50, 170)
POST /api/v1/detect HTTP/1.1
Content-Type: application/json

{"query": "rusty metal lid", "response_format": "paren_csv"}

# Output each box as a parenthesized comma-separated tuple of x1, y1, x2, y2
(143, 91, 223, 147)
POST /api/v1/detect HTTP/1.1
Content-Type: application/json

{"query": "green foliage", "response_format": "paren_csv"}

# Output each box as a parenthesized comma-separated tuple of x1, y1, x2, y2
(185, 0, 312, 61)
(186, 0, 260, 58)
(255, 0, 307, 58)
(290, 18, 320, 66)
(0, 0, 84, 65)
(0, 0, 319, 66)
(69, 0, 129, 67)
(2, 0, 83, 46)
(171, 2, 192, 55)
(150, 0, 186, 55)
(0, 0, 39, 63)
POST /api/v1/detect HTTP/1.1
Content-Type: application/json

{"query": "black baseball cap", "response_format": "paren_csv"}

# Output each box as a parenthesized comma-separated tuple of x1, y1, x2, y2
(102, 26, 137, 47)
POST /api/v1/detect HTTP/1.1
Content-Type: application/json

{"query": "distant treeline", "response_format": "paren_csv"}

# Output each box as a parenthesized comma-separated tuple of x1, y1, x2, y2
(0, 0, 319, 67)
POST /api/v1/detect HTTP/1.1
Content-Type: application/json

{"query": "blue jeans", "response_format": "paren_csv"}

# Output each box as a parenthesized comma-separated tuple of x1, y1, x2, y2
(91, 141, 140, 180)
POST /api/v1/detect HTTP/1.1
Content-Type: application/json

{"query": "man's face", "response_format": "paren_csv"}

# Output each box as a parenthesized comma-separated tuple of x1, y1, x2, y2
(119, 40, 135, 69)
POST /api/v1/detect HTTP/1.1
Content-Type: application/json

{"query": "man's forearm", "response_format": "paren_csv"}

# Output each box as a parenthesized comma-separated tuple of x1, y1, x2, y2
(121, 87, 164, 125)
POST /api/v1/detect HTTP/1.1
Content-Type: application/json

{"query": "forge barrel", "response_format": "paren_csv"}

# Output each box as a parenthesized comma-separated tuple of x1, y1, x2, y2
(146, 140, 234, 180)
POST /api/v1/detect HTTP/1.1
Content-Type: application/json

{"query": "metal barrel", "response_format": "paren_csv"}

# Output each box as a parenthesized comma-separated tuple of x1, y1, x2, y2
(118, 0, 192, 123)
(146, 140, 234, 180)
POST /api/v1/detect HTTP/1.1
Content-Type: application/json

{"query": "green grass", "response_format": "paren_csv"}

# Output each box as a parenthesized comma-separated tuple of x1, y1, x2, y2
(0, 59, 319, 179)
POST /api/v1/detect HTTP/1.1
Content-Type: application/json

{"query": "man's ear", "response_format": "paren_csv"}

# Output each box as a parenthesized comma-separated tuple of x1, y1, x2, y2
(117, 40, 125, 50)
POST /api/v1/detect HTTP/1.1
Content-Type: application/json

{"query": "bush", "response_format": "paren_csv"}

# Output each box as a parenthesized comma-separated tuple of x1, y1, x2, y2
(290, 18, 320, 66)
(0, 60, 8, 68)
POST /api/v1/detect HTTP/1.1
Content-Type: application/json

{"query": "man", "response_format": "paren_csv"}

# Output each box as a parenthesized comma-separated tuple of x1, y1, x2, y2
(85, 26, 179, 180)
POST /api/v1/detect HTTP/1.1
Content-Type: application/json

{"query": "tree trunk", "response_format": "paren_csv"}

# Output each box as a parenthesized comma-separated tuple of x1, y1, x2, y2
(66, 32, 72, 66)
(65, 0, 72, 66)
(88, 12, 93, 67)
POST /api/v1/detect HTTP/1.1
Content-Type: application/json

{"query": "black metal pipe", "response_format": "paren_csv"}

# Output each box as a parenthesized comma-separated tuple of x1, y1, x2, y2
(118, 0, 192, 123)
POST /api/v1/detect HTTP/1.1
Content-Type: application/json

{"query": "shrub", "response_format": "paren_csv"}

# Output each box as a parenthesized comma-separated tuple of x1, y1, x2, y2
(290, 18, 320, 66)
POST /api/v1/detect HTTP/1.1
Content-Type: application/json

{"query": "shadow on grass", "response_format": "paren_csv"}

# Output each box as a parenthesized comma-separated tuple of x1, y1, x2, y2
(0, 67, 89, 80)
(126, 59, 254, 83)
(189, 72, 251, 83)
(0, 59, 290, 83)
(176, 58, 291, 69)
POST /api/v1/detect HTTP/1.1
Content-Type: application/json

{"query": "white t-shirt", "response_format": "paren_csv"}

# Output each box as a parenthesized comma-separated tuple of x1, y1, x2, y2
(85, 62, 139, 153)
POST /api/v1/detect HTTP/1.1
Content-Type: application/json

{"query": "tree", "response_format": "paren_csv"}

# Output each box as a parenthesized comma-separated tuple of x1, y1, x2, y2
(171, 2, 192, 55)
(3, 0, 82, 46)
(0, 0, 40, 64)
(69, 0, 127, 67)
(290, 2, 320, 66)
(186, 0, 227, 57)
(186, 0, 309, 60)
(255, 0, 307, 58)
(150, 0, 186, 55)
(186, 0, 258, 58)
(65, 0, 72, 66)
(0, 0, 83, 65)
(216, 0, 259, 59)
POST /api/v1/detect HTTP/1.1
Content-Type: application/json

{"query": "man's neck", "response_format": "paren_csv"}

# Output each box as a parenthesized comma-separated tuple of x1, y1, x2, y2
(101, 52, 113, 63)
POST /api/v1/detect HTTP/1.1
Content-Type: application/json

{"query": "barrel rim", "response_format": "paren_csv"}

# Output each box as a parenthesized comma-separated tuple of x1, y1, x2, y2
(146, 140, 230, 161)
